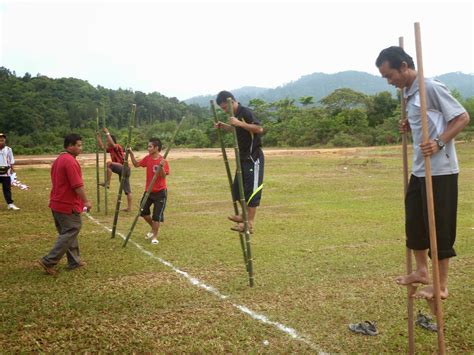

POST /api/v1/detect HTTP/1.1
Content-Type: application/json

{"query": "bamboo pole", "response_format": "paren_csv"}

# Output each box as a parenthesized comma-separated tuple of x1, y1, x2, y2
(399, 36, 415, 355)
(95, 108, 101, 212)
(414, 22, 445, 354)
(210, 100, 249, 270)
(123, 116, 185, 247)
(227, 98, 254, 287)
(111, 104, 136, 239)
(102, 108, 108, 215)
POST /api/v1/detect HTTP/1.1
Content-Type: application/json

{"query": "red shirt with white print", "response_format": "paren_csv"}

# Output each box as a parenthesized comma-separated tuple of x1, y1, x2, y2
(138, 154, 169, 192)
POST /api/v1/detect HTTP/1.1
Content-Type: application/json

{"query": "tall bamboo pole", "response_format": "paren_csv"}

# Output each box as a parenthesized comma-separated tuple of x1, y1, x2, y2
(210, 100, 249, 270)
(102, 108, 108, 215)
(123, 116, 185, 247)
(414, 22, 445, 354)
(111, 104, 136, 239)
(227, 98, 254, 287)
(399, 36, 415, 355)
(95, 108, 101, 212)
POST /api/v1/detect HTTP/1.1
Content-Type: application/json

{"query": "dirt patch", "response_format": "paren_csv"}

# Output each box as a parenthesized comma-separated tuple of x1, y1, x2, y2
(14, 146, 399, 169)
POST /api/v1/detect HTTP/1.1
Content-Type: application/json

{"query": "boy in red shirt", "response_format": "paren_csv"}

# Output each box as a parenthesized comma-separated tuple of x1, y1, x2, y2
(128, 138, 169, 245)
(38, 134, 92, 275)
(96, 127, 133, 212)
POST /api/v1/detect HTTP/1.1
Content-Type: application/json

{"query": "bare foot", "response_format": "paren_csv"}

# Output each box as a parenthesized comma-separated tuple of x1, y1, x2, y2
(414, 285, 448, 300)
(121, 208, 131, 212)
(395, 271, 429, 286)
(230, 223, 254, 234)
(228, 215, 243, 223)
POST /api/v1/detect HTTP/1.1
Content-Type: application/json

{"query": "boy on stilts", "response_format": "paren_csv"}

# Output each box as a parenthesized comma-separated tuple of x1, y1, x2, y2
(96, 127, 133, 212)
(128, 138, 169, 245)
(214, 91, 264, 233)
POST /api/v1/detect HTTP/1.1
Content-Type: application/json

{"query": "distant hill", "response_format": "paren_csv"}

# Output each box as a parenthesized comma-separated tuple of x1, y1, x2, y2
(185, 70, 473, 107)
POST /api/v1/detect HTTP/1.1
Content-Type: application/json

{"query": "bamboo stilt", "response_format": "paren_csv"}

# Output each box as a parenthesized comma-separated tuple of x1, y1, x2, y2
(210, 100, 249, 270)
(123, 116, 186, 247)
(102, 108, 108, 215)
(111, 104, 136, 239)
(399, 36, 415, 355)
(95, 108, 101, 212)
(227, 98, 254, 287)
(414, 22, 446, 354)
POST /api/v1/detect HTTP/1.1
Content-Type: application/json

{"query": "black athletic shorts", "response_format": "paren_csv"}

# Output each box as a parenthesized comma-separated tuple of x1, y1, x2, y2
(140, 189, 167, 222)
(405, 174, 458, 260)
(232, 149, 264, 208)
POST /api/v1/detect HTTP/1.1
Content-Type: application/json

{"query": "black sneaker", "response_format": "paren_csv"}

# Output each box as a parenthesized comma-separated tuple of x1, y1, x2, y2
(415, 311, 437, 332)
(348, 321, 378, 336)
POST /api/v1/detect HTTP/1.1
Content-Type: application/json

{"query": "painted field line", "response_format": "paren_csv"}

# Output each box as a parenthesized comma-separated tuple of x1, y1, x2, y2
(86, 213, 324, 353)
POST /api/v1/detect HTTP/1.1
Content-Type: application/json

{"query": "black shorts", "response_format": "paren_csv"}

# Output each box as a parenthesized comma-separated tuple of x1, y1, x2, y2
(111, 163, 131, 195)
(232, 150, 264, 207)
(405, 174, 458, 259)
(140, 189, 167, 222)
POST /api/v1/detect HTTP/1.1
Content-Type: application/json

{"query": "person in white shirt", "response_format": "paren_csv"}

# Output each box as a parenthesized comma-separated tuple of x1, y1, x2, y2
(0, 133, 20, 210)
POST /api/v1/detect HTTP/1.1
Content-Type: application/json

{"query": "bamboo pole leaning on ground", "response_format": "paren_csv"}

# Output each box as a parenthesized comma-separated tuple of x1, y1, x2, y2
(210, 100, 249, 270)
(111, 104, 136, 239)
(102, 108, 108, 215)
(122, 116, 186, 247)
(414, 22, 446, 354)
(399, 36, 415, 355)
(95, 108, 101, 212)
(227, 98, 254, 287)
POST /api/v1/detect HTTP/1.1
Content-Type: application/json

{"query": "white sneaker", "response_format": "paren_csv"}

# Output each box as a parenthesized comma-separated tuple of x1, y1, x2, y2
(151, 238, 159, 245)
(145, 232, 154, 239)
(8, 203, 20, 210)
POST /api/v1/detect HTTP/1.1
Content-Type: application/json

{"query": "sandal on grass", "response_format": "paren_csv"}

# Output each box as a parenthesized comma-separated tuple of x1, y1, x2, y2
(415, 311, 437, 332)
(230, 224, 254, 234)
(348, 321, 378, 336)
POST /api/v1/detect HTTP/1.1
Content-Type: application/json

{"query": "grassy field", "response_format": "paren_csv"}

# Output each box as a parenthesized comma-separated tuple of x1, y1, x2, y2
(1, 143, 473, 353)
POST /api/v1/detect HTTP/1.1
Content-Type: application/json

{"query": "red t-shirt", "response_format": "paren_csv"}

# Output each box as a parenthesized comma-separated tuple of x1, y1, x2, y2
(138, 154, 169, 192)
(107, 144, 125, 164)
(49, 152, 84, 214)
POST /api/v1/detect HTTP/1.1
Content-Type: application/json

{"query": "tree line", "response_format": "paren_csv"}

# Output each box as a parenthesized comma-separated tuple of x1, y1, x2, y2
(1, 67, 472, 154)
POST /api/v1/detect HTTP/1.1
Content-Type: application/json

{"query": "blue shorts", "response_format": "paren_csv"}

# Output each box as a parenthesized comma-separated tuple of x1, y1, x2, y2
(232, 150, 264, 207)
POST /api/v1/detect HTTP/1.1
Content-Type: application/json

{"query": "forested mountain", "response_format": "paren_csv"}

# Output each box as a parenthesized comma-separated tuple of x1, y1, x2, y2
(1, 67, 472, 154)
(185, 70, 473, 107)
(0, 67, 209, 154)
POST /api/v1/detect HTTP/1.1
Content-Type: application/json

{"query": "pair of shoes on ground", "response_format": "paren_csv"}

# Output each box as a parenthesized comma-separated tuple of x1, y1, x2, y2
(8, 203, 20, 210)
(145, 232, 159, 244)
(348, 321, 378, 336)
(416, 311, 437, 332)
(37, 259, 57, 275)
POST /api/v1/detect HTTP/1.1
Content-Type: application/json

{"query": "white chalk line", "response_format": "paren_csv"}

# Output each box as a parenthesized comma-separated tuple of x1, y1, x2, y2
(85, 213, 324, 353)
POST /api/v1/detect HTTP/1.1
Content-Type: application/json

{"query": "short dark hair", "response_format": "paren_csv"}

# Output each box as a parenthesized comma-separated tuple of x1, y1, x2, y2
(375, 46, 415, 70)
(216, 90, 235, 105)
(149, 138, 162, 151)
(64, 134, 82, 149)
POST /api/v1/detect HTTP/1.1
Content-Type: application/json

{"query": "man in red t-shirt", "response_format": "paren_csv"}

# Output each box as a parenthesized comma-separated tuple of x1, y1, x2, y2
(96, 127, 133, 212)
(128, 138, 169, 245)
(38, 134, 92, 275)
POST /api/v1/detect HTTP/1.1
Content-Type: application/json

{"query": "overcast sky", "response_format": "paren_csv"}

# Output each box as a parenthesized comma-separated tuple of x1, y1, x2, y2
(0, 0, 472, 100)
